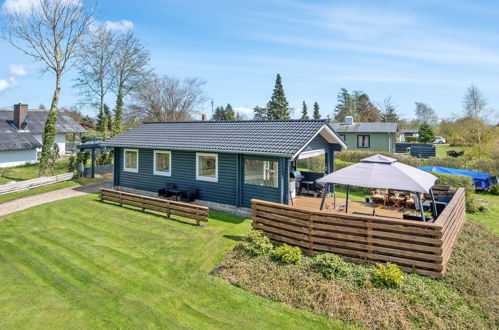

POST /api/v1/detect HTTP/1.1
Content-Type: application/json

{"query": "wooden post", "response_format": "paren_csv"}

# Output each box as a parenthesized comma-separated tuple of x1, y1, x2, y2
(307, 213, 313, 254)
(418, 193, 425, 222)
(320, 183, 328, 210)
(91, 148, 96, 179)
(367, 218, 372, 260)
(345, 185, 350, 213)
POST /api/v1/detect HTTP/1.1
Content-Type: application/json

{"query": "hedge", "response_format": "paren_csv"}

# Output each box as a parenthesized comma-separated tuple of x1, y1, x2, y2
(431, 172, 477, 212)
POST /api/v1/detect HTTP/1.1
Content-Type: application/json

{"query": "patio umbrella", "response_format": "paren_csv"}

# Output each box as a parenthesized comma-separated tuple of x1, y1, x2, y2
(317, 154, 438, 221)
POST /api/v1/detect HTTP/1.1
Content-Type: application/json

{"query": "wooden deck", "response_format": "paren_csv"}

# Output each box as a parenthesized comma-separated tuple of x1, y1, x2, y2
(290, 195, 407, 219)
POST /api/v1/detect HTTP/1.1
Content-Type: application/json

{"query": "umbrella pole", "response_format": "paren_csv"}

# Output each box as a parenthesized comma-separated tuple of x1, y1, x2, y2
(418, 193, 425, 222)
(320, 183, 328, 210)
(345, 185, 350, 213)
(430, 188, 438, 218)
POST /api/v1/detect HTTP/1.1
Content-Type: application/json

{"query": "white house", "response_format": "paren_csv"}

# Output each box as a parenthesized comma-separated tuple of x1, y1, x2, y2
(0, 104, 87, 168)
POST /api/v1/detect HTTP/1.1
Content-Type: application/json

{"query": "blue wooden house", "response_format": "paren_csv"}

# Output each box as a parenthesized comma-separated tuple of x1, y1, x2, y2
(102, 120, 346, 209)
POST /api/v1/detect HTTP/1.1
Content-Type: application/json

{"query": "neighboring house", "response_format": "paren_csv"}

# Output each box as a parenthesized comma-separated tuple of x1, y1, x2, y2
(330, 116, 398, 153)
(102, 120, 346, 209)
(399, 129, 419, 142)
(0, 104, 87, 168)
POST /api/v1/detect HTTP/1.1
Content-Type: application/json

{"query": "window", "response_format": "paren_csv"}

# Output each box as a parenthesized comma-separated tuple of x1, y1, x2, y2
(196, 153, 218, 182)
(153, 150, 171, 176)
(244, 159, 279, 188)
(357, 135, 370, 148)
(339, 134, 346, 142)
(124, 149, 139, 172)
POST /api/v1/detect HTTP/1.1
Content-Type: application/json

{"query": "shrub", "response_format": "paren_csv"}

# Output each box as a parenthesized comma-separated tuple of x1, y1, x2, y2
(96, 151, 113, 166)
(371, 263, 404, 288)
(334, 159, 354, 171)
(67, 155, 78, 173)
(272, 244, 302, 264)
(418, 123, 436, 143)
(488, 184, 499, 196)
(241, 230, 273, 256)
(405, 136, 418, 142)
(312, 253, 349, 279)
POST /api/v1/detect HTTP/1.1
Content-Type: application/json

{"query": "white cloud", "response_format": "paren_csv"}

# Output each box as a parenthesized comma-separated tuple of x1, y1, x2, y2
(2, 0, 81, 15)
(9, 64, 27, 76)
(104, 19, 134, 32)
(0, 77, 17, 92)
(233, 106, 253, 118)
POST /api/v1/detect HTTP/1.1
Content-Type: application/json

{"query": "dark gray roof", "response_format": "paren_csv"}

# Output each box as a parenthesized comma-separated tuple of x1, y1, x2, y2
(401, 129, 419, 133)
(0, 119, 42, 151)
(330, 122, 398, 133)
(102, 120, 344, 156)
(0, 109, 87, 134)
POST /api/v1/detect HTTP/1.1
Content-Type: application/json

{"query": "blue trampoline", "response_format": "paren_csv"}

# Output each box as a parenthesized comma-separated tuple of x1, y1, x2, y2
(418, 166, 498, 189)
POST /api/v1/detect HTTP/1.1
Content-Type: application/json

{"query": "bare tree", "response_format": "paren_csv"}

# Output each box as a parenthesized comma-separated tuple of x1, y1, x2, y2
(462, 85, 488, 159)
(414, 102, 438, 125)
(127, 75, 207, 122)
(111, 31, 152, 135)
(74, 25, 117, 139)
(1, 0, 93, 175)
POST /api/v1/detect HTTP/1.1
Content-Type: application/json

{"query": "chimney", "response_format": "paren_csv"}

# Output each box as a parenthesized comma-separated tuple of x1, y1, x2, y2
(344, 115, 354, 125)
(13, 103, 29, 130)
(201, 113, 207, 121)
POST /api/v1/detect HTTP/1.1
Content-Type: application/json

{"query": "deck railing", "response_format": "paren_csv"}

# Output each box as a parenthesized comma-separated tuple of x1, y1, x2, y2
(100, 188, 209, 225)
(251, 187, 465, 277)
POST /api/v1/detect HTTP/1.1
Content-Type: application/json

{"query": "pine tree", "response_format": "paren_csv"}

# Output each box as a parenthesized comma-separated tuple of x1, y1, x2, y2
(334, 88, 354, 121)
(253, 106, 268, 120)
(212, 106, 226, 120)
(96, 104, 111, 139)
(225, 104, 235, 120)
(112, 90, 123, 136)
(267, 74, 290, 120)
(313, 102, 321, 119)
(381, 97, 399, 122)
(353, 92, 381, 122)
(301, 101, 309, 119)
(105, 104, 113, 131)
(418, 123, 436, 143)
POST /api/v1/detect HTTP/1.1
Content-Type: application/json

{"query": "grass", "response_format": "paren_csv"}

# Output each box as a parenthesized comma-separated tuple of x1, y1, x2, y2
(468, 192, 499, 234)
(435, 144, 469, 158)
(219, 215, 498, 329)
(0, 194, 347, 329)
(0, 158, 70, 184)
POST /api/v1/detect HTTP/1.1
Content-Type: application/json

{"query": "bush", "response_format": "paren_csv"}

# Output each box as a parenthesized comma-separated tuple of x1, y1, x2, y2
(371, 263, 404, 288)
(96, 151, 113, 166)
(272, 244, 302, 264)
(241, 230, 273, 256)
(431, 172, 477, 213)
(405, 136, 418, 142)
(312, 253, 349, 279)
(334, 159, 354, 171)
(67, 155, 78, 173)
(488, 184, 499, 196)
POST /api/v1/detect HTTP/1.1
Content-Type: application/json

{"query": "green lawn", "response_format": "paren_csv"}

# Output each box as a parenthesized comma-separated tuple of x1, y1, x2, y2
(0, 194, 346, 329)
(468, 193, 499, 234)
(434, 144, 469, 158)
(0, 158, 70, 184)
(0, 181, 78, 204)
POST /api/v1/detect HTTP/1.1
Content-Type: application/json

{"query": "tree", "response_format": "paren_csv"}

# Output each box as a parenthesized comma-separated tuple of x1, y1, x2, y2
(1, 0, 93, 175)
(38, 104, 46, 110)
(128, 75, 206, 122)
(253, 106, 268, 120)
(352, 91, 381, 122)
(80, 115, 96, 130)
(112, 31, 151, 136)
(212, 104, 236, 120)
(313, 102, 321, 119)
(74, 25, 117, 140)
(418, 123, 435, 143)
(380, 96, 399, 122)
(212, 106, 226, 121)
(267, 74, 290, 119)
(96, 104, 111, 137)
(301, 101, 309, 119)
(225, 104, 235, 120)
(414, 102, 438, 125)
(334, 88, 354, 121)
(462, 85, 489, 159)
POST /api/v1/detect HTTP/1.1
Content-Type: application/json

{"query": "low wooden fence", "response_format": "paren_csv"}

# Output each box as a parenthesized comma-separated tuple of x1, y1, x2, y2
(251, 188, 466, 277)
(0, 172, 74, 195)
(99, 188, 208, 225)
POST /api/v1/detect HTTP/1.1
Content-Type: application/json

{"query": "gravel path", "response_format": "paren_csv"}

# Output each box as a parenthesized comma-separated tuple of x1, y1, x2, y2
(0, 180, 112, 216)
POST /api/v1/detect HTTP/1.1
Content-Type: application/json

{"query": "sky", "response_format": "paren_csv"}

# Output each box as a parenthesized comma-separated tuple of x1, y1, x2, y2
(0, 0, 498, 121)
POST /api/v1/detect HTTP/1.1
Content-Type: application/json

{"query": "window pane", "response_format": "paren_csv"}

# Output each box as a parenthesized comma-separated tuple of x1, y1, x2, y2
(358, 135, 369, 147)
(125, 150, 137, 169)
(199, 155, 216, 178)
(244, 159, 279, 188)
(156, 152, 170, 172)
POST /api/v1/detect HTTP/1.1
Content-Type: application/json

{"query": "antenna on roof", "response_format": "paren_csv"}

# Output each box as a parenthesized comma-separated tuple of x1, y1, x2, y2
(211, 99, 214, 117)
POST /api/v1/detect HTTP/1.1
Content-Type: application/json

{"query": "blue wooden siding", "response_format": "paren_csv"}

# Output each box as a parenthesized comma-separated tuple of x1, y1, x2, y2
(302, 134, 330, 152)
(115, 148, 285, 208)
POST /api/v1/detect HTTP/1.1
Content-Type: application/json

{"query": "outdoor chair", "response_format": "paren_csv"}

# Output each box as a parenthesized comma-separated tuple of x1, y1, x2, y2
(158, 183, 176, 199)
(437, 195, 452, 203)
(371, 188, 388, 205)
(182, 187, 198, 202)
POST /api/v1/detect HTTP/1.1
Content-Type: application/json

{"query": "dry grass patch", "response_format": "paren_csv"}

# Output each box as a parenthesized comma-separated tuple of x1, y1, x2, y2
(218, 221, 498, 329)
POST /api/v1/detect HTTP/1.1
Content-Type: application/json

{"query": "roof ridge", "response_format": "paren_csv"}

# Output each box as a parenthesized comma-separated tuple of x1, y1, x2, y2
(143, 119, 328, 124)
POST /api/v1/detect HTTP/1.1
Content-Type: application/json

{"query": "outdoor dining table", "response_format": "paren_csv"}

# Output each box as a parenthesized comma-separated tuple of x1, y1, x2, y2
(389, 196, 405, 208)
(168, 188, 188, 201)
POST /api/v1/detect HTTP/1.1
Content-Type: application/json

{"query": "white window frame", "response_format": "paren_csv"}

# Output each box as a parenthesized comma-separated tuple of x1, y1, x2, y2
(196, 152, 218, 182)
(123, 148, 139, 173)
(153, 150, 172, 176)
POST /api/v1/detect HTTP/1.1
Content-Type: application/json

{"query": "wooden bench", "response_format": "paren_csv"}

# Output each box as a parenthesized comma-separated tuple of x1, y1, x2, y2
(99, 188, 208, 225)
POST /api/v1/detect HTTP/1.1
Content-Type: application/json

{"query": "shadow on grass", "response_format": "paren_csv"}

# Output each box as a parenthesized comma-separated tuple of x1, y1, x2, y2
(208, 210, 247, 224)
(223, 234, 243, 241)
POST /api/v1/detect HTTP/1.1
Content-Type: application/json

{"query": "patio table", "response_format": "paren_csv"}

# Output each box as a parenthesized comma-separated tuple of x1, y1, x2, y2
(168, 188, 188, 201)
(389, 196, 405, 208)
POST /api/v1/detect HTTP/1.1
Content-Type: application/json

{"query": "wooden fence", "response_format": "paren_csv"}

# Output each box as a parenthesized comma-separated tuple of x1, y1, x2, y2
(100, 188, 208, 225)
(251, 188, 466, 277)
(0, 172, 74, 195)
